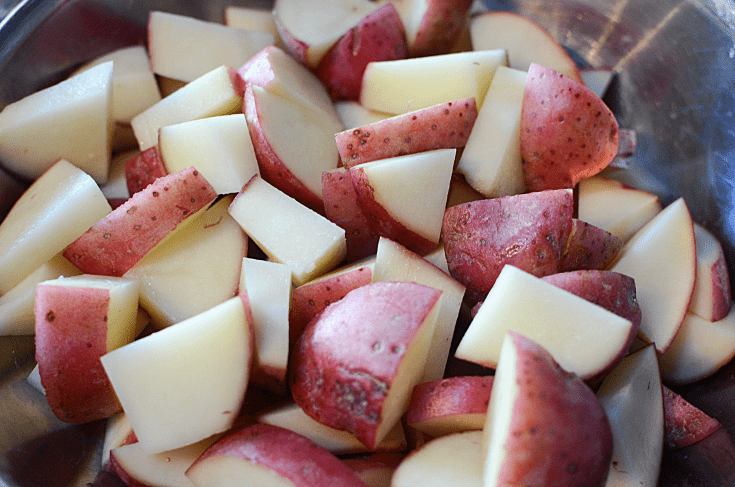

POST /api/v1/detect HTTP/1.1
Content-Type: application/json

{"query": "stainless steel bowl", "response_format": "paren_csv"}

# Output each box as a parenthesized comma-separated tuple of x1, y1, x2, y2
(1, 0, 734, 485)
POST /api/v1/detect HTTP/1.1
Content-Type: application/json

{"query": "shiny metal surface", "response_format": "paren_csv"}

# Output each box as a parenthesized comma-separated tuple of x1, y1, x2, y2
(0, 0, 734, 485)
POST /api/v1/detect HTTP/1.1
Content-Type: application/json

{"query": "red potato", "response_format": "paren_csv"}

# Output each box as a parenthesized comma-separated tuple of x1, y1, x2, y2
(483, 331, 613, 487)
(350, 149, 456, 256)
(441, 189, 574, 303)
(185, 423, 369, 487)
(237, 45, 342, 127)
(290, 281, 442, 450)
(100, 295, 256, 454)
(273, 0, 381, 68)
(541, 270, 642, 332)
(336, 98, 477, 168)
(559, 219, 623, 272)
(690, 223, 732, 321)
(521, 63, 619, 191)
(663, 385, 722, 450)
(372, 237, 466, 382)
(386, 0, 473, 58)
(289, 263, 373, 346)
(35, 275, 140, 424)
(243, 83, 343, 214)
(64, 166, 217, 277)
(405, 376, 493, 437)
(124, 146, 167, 196)
(315, 3, 407, 101)
(322, 168, 380, 262)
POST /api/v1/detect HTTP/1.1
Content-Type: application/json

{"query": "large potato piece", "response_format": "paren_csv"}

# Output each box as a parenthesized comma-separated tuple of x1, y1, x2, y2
(290, 281, 442, 450)
(521, 63, 619, 191)
(483, 332, 613, 487)
(64, 167, 218, 277)
(441, 188, 573, 302)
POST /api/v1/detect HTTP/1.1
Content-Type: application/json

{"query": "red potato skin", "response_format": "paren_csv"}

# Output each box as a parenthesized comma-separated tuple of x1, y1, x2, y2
(521, 63, 619, 191)
(242, 83, 326, 214)
(498, 332, 613, 487)
(441, 189, 574, 303)
(34, 286, 121, 424)
(289, 265, 373, 347)
(663, 385, 722, 450)
(125, 146, 168, 196)
(290, 281, 443, 450)
(64, 167, 217, 276)
(349, 166, 438, 255)
(710, 253, 732, 321)
(559, 219, 622, 272)
(405, 375, 493, 432)
(315, 3, 408, 101)
(186, 423, 368, 487)
(343, 452, 405, 487)
(336, 98, 477, 168)
(322, 169, 380, 262)
(409, 0, 474, 58)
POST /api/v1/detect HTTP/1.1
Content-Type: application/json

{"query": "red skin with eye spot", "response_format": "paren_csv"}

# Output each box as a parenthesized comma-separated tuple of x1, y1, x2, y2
(290, 281, 442, 450)
(64, 166, 217, 276)
(336, 98, 478, 168)
(441, 189, 574, 303)
(521, 63, 619, 191)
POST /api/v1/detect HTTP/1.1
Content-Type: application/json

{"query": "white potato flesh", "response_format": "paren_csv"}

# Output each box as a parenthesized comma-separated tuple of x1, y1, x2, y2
(457, 66, 528, 198)
(249, 84, 342, 199)
(0, 62, 113, 183)
(0, 159, 110, 294)
(228, 176, 346, 286)
(392, 431, 484, 487)
(596, 345, 663, 487)
(131, 65, 242, 151)
(240, 258, 291, 381)
(148, 11, 274, 83)
(75, 45, 162, 124)
(611, 198, 696, 353)
(660, 308, 735, 385)
(577, 176, 662, 242)
(123, 196, 246, 330)
(101, 296, 253, 454)
(358, 148, 455, 244)
(360, 50, 507, 114)
(455, 265, 632, 379)
(159, 114, 260, 195)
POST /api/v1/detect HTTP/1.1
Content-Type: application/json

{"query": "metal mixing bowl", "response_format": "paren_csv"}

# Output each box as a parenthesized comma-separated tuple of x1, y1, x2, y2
(0, 0, 734, 485)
